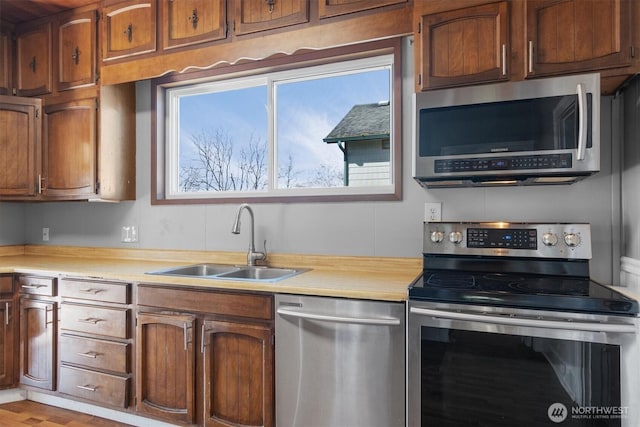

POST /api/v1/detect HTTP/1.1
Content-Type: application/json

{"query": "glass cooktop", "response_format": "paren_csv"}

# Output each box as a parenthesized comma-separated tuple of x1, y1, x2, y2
(409, 270, 639, 316)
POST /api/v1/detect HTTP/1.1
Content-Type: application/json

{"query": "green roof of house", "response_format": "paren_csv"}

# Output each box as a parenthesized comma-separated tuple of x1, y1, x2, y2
(323, 101, 390, 143)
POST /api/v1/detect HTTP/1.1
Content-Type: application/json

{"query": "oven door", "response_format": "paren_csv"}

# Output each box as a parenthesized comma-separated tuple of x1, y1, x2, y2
(408, 301, 639, 427)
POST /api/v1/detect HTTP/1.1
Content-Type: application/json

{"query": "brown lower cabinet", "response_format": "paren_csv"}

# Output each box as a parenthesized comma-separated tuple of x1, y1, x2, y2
(19, 275, 57, 391)
(136, 311, 196, 423)
(136, 284, 275, 427)
(202, 319, 273, 427)
(57, 278, 132, 409)
(0, 275, 16, 389)
(19, 298, 56, 390)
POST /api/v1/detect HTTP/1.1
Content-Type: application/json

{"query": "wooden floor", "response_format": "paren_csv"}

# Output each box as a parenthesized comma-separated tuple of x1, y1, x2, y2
(0, 400, 132, 426)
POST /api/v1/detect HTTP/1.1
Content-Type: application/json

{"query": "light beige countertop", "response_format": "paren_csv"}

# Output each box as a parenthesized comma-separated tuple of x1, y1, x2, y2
(0, 245, 421, 302)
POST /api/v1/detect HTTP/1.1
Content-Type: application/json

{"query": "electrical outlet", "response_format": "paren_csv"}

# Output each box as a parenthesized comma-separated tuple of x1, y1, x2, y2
(42, 227, 50, 241)
(425, 202, 442, 222)
(121, 226, 138, 243)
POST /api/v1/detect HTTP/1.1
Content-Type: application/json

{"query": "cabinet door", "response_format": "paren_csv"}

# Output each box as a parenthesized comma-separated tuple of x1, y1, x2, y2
(57, 9, 97, 91)
(103, 0, 157, 61)
(0, 32, 10, 95)
(136, 312, 196, 424)
(43, 98, 97, 198)
(526, 0, 632, 77)
(319, 0, 407, 19)
(234, 0, 308, 35)
(417, 1, 509, 90)
(0, 299, 15, 389)
(20, 299, 56, 390)
(0, 96, 41, 198)
(15, 21, 52, 96)
(162, 0, 226, 50)
(202, 320, 274, 427)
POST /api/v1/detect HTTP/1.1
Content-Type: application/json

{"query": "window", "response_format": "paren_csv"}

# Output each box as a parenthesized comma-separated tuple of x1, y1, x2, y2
(153, 40, 402, 203)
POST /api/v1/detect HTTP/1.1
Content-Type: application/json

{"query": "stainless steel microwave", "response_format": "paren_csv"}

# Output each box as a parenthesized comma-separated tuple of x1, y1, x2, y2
(413, 73, 600, 188)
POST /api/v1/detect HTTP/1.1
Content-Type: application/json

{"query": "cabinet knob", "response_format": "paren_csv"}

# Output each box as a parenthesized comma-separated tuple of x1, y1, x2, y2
(124, 23, 133, 43)
(265, 0, 275, 13)
(188, 8, 199, 30)
(29, 56, 36, 73)
(71, 47, 80, 65)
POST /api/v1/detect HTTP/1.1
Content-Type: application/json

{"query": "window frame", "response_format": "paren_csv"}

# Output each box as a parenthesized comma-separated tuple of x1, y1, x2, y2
(151, 38, 403, 204)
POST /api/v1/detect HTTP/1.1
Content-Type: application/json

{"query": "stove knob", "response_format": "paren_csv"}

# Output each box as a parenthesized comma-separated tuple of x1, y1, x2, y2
(564, 233, 581, 247)
(430, 231, 445, 243)
(449, 231, 463, 244)
(542, 232, 558, 246)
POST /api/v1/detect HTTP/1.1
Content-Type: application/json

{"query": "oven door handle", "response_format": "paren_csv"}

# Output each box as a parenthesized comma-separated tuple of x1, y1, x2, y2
(277, 307, 401, 326)
(410, 307, 636, 334)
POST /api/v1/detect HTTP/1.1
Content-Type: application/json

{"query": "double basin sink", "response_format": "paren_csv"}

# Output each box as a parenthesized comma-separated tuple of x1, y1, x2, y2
(146, 263, 305, 282)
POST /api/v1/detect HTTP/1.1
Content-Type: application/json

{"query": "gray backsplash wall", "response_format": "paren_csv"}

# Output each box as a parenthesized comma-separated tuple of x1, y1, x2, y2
(14, 38, 621, 285)
(0, 203, 26, 245)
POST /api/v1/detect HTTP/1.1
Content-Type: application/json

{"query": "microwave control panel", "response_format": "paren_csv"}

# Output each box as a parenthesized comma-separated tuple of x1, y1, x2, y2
(434, 153, 572, 173)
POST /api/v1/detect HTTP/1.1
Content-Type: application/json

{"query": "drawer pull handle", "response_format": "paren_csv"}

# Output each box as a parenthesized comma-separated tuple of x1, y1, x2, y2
(77, 351, 100, 359)
(78, 317, 102, 324)
(4, 302, 8, 326)
(21, 284, 45, 289)
(78, 288, 102, 295)
(76, 384, 97, 392)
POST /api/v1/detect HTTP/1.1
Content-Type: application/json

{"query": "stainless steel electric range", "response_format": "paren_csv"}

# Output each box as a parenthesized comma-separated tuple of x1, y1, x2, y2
(408, 222, 639, 427)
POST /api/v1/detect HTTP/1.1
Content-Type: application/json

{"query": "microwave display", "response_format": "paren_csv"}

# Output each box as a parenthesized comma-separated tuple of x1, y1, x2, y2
(419, 94, 592, 157)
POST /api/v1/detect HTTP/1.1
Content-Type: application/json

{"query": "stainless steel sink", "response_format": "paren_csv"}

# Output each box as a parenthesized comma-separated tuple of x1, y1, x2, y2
(146, 263, 305, 282)
(218, 267, 299, 281)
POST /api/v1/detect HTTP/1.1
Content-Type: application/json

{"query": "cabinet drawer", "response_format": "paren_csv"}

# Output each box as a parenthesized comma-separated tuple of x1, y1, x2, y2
(137, 285, 273, 320)
(18, 276, 56, 296)
(59, 365, 129, 408)
(60, 303, 129, 339)
(60, 279, 130, 304)
(59, 333, 129, 374)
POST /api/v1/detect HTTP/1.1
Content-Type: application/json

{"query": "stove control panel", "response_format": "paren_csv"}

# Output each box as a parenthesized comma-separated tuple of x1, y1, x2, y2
(424, 222, 592, 259)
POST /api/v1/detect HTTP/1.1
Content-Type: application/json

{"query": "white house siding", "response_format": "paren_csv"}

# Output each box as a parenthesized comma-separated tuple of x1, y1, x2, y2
(347, 140, 390, 186)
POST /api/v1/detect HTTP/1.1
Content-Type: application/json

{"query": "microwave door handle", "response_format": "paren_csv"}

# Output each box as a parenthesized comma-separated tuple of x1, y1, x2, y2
(576, 82, 587, 160)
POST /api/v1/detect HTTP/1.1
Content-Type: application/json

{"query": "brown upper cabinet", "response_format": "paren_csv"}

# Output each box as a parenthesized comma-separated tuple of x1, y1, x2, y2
(526, 0, 633, 77)
(416, 1, 509, 90)
(161, 0, 227, 50)
(0, 96, 42, 198)
(41, 84, 136, 201)
(43, 98, 98, 199)
(56, 8, 98, 91)
(233, 0, 309, 35)
(318, 0, 407, 19)
(15, 21, 53, 96)
(102, 0, 157, 61)
(0, 30, 11, 95)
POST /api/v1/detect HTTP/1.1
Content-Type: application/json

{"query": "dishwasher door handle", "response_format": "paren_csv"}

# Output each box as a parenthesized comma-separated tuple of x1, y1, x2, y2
(277, 306, 401, 326)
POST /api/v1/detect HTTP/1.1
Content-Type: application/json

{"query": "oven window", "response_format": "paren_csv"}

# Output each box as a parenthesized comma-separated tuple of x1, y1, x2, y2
(418, 95, 593, 157)
(421, 327, 622, 427)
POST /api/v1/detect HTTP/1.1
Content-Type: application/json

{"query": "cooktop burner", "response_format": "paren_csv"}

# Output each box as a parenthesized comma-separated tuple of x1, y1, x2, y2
(411, 222, 640, 316)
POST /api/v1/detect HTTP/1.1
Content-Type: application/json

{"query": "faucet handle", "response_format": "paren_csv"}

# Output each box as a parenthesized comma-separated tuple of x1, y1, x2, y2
(262, 239, 268, 262)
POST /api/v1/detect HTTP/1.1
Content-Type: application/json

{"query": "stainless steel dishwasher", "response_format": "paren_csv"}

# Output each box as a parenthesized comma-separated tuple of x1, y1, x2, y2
(275, 294, 405, 427)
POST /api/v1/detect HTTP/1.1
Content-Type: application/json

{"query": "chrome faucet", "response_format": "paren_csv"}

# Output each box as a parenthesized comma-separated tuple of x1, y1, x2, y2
(231, 203, 267, 266)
